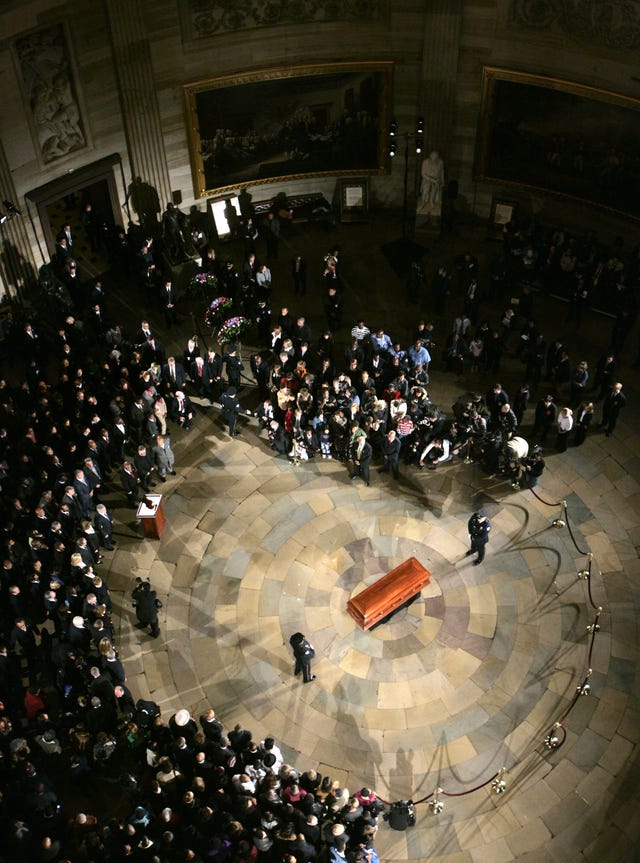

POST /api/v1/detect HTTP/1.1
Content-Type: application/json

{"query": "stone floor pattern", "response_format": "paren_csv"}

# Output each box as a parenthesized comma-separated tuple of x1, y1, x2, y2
(102, 398, 640, 863)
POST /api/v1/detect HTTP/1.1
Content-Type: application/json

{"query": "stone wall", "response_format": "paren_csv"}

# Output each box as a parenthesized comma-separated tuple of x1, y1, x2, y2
(0, 0, 638, 279)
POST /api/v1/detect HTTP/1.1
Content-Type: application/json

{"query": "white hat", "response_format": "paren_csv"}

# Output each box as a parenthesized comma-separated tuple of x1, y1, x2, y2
(174, 709, 190, 727)
(72, 616, 85, 628)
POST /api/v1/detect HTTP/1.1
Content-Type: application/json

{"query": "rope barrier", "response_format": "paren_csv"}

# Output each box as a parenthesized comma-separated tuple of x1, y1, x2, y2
(371, 462, 607, 812)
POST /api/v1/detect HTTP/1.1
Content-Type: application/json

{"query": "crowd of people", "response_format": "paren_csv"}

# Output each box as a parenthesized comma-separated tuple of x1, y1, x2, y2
(0, 201, 634, 862)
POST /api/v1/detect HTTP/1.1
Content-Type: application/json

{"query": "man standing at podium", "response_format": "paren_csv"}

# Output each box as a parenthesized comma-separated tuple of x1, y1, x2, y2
(466, 512, 491, 566)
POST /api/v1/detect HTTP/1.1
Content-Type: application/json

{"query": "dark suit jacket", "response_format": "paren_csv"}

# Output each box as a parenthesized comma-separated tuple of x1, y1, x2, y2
(383, 436, 402, 462)
(170, 394, 194, 422)
(120, 465, 140, 497)
(352, 440, 372, 464)
(162, 361, 186, 389)
(203, 354, 224, 387)
(94, 511, 113, 540)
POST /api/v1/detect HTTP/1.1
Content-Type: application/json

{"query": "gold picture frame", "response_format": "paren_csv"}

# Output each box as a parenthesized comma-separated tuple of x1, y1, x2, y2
(184, 61, 393, 199)
(474, 67, 640, 219)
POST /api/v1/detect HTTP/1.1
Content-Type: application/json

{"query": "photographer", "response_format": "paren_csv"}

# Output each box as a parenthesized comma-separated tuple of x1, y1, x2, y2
(517, 448, 546, 489)
(132, 578, 162, 639)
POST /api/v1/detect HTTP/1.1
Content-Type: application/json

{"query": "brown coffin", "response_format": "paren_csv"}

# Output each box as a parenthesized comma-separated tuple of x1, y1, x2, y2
(346, 557, 431, 630)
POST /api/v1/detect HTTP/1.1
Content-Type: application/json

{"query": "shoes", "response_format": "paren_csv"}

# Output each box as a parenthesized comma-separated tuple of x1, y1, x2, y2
(473, 560, 481, 566)
(304, 675, 316, 683)
(160, 476, 166, 483)
(351, 475, 358, 481)
(465, 550, 474, 556)
(366, 481, 370, 486)
(170, 470, 177, 475)
(150, 482, 157, 487)
(327, 455, 332, 460)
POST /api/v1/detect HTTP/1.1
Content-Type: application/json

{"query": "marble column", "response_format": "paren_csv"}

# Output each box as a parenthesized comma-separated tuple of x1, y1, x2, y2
(0, 139, 39, 302)
(419, 0, 463, 161)
(107, 0, 172, 230)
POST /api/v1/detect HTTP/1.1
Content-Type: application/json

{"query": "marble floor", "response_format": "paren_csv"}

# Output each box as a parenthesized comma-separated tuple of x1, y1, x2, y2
(101, 214, 639, 863)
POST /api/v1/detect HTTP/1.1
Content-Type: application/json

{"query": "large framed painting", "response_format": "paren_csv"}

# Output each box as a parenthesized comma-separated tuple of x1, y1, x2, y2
(474, 67, 640, 220)
(184, 61, 393, 199)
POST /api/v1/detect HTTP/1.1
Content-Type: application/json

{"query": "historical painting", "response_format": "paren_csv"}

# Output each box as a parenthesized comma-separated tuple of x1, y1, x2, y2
(184, 62, 393, 199)
(13, 23, 87, 165)
(475, 67, 640, 219)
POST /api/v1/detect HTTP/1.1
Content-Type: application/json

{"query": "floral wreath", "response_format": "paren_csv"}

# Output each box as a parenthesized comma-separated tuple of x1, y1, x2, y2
(190, 271, 219, 294)
(204, 296, 233, 327)
(217, 315, 250, 344)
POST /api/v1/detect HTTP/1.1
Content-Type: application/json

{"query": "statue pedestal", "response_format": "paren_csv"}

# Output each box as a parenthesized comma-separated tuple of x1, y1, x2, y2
(416, 199, 442, 236)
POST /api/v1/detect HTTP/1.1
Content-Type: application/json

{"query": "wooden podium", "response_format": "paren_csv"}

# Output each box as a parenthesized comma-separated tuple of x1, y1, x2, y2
(136, 494, 166, 540)
(347, 557, 431, 630)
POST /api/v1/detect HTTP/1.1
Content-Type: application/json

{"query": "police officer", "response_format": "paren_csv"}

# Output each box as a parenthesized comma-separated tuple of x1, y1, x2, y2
(219, 386, 251, 437)
(289, 632, 316, 683)
(466, 512, 491, 566)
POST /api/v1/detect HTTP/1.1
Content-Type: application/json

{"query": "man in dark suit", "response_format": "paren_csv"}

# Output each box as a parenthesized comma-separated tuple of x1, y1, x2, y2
(291, 254, 307, 295)
(351, 436, 372, 486)
(289, 632, 315, 683)
(135, 319, 154, 346)
(94, 503, 116, 550)
(141, 335, 166, 367)
(60, 485, 84, 524)
(162, 356, 186, 393)
(223, 346, 244, 389)
(111, 417, 129, 463)
(250, 353, 271, 400)
(132, 578, 161, 638)
(161, 279, 178, 328)
(201, 348, 224, 403)
(134, 444, 157, 492)
(129, 397, 147, 444)
(72, 469, 94, 518)
(242, 252, 258, 286)
(171, 390, 194, 432)
(600, 381, 626, 437)
(82, 457, 104, 502)
(380, 429, 402, 479)
(120, 460, 141, 507)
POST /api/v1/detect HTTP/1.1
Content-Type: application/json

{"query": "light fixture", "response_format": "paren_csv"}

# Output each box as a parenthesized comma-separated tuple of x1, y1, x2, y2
(491, 768, 507, 794)
(389, 118, 398, 137)
(577, 569, 590, 580)
(544, 722, 565, 750)
(389, 141, 396, 157)
(416, 118, 424, 154)
(428, 788, 444, 814)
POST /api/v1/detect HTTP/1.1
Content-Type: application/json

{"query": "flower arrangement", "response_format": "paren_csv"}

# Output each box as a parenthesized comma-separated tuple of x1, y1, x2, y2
(217, 316, 250, 343)
(204, 296, 232, 327)
(190, 271, 218, 294)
